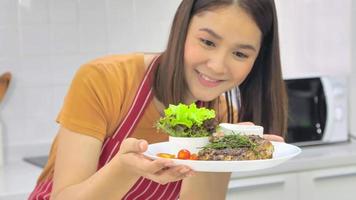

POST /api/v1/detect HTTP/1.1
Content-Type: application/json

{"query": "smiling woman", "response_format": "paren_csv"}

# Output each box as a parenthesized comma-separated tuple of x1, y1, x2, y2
(183, 5, 261, 102)
(28, 0, 287, 200)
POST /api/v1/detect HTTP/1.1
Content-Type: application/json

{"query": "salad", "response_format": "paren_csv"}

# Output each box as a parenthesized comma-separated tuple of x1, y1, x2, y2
(155, 103, 274, 161)
(156, 103, 217, 137)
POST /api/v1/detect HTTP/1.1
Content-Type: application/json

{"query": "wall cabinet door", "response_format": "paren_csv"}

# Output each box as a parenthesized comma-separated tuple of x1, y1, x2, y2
(299, 165, 356, 200)
(226, 173, 298, 200)
(275, 0, 352, 78)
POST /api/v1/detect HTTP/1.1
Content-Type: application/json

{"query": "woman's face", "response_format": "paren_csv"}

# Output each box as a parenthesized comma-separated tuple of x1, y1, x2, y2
(183, 5, 262, 103)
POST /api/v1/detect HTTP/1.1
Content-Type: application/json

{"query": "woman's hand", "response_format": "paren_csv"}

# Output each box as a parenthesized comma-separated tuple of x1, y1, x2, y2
(262, 134, 284, 142)
(116, 138, 194, 185)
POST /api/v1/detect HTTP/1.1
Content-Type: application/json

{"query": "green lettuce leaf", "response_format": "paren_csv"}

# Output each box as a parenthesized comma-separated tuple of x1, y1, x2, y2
(156, 103, 216, 137)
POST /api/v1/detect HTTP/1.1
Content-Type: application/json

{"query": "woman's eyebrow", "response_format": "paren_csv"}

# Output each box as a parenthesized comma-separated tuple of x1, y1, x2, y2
(199, 28, 257, 52)
(236, 44, 257, 52)
(199, 28, 222, 40)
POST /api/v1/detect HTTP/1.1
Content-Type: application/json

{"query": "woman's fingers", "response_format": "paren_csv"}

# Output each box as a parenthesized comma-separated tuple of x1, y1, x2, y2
(118, 138, 194, 184)
(146, 165, 194, 185)
(144, 158, 175, 174)
(120, 138, 148, 154)
(121, 149, 187, 178)
(140, 158, 193, 184)
(237, 121, 255, 125)
(156, 165, 192, 177)
(263, 134, 285, 142)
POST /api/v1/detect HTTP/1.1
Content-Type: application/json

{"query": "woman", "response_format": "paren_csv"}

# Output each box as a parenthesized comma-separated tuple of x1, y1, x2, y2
(29, 0, 287, 199)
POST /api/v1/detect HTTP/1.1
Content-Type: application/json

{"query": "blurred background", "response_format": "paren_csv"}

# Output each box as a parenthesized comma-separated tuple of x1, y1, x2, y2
(0, 0, 355, 199)
(0, 0, 181, 163)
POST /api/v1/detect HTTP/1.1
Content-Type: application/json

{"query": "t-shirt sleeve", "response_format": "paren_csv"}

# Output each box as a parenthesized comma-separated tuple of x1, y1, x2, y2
(56, 64, 110, 141)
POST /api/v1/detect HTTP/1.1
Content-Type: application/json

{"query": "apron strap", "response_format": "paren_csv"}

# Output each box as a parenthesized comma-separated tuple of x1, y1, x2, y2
(98, 55, 160, 168)
(28, 55, 183, 200)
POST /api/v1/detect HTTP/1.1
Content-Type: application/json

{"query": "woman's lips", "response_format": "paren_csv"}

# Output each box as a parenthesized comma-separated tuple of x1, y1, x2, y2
(197, 71, 222, 88)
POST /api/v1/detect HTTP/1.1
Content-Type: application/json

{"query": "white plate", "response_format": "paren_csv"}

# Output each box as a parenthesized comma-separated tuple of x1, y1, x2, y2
(144, 142, 301, 172)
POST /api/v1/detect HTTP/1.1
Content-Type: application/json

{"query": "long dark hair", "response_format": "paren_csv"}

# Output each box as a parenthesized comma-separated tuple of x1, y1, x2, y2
(153, 0, 288, 136)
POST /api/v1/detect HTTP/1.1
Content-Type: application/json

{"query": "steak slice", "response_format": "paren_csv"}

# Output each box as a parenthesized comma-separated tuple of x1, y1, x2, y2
(198, 135, 274, 161)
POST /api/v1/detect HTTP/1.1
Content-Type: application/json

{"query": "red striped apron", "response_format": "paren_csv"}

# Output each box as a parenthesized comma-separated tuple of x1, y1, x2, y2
(28, 56, 181, 200)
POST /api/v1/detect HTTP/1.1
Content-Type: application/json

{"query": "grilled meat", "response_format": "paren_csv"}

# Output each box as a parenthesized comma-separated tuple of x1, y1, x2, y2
(198, 135, 274, 161)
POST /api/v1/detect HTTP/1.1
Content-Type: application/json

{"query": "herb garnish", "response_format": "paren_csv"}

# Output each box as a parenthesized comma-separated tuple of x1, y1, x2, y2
(202, 134, 258, 150)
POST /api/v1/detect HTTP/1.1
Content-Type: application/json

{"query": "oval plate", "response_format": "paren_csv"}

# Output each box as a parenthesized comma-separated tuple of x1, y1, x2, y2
(143, 142, 301, 172)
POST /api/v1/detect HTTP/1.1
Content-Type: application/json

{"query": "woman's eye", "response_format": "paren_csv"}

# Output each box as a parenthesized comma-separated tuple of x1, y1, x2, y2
(233, 51, 248, 59)
(200, 38, 216, 47)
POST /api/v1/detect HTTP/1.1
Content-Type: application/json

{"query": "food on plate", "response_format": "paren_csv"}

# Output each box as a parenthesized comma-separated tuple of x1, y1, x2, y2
(156, 149, 199, 160)
(177, 149, 191, 160)
(156, 103, 217, 137)
(156, 103, 274, 162)
(156, 153, 176, 159)
(189, 153, 198, 160)
(155, 133, 274, 161)
(198, 134, 274, 161)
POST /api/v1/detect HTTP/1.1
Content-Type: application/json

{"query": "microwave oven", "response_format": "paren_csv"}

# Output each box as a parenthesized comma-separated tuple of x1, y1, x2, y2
(285, 77, 349, 146)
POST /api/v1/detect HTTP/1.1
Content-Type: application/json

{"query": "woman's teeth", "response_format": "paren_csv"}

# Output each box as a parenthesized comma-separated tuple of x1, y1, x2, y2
(200, 73, 219, 82)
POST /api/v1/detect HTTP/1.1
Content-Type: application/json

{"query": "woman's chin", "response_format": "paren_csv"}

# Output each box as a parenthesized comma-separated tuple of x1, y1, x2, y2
(185, 88, 221, 103)
(195, 93, 219, 102)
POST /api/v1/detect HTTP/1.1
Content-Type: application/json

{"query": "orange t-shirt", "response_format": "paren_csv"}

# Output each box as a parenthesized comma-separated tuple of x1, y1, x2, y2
(37, 53, 235, 183)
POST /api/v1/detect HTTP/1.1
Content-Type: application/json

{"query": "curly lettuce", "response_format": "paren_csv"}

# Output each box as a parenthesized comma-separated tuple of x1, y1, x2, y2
(156, 103, 217, 137)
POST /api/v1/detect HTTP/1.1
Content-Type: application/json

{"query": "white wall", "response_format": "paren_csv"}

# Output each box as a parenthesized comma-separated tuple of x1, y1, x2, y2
(276, 0, 352, 79)
(0, 0, 355, 164)
(0, 0, 181, 163)
(350, 1, 356, 138)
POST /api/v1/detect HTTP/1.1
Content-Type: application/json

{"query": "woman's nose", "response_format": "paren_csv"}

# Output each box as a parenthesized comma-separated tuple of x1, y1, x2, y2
(206, 52, 227, 74)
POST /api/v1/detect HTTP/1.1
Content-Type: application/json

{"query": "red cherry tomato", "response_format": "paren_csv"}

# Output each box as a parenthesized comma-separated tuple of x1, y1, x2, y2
(156, 153, 176, 159)
(177, 149, 191, 160)
(190, 153, 198, 160)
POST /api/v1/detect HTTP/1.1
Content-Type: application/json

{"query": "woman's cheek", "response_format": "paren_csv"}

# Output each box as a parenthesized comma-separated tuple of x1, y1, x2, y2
(231, 63, 254, 85)
(184, 41, 204, 65)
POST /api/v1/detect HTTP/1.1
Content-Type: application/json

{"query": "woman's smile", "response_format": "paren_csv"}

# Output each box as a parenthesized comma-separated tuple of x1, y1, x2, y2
(196, 69, 223, 88)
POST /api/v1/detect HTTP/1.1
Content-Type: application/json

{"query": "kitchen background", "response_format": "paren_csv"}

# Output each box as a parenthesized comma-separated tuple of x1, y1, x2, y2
(0, 0, 355, 199)
(0, 0, 182, 163)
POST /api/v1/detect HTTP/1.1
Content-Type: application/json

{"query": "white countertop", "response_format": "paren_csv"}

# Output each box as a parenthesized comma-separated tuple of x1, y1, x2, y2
(0, 160, 42, 199)
(232, 138, 356, 179)
(1, 138, 356, 198)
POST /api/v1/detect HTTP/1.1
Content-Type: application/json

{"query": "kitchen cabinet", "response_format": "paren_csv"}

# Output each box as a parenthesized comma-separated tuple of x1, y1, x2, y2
(299, 165, 356, 200)
(275, 0, 352, 78)
(227, 173, 298, 200)
(227, 165, 356, 200)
